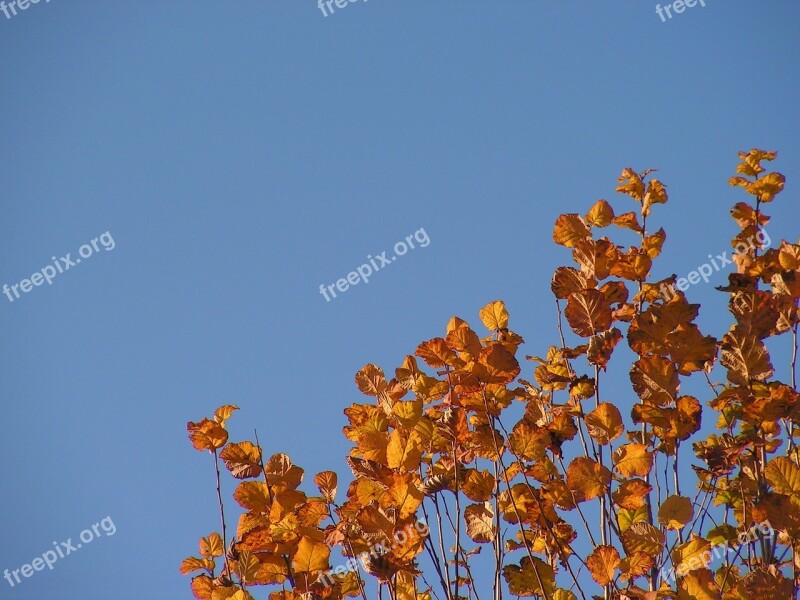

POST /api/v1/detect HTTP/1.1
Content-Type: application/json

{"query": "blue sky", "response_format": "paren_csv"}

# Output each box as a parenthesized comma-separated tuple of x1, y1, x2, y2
(1, 1, 799, 598)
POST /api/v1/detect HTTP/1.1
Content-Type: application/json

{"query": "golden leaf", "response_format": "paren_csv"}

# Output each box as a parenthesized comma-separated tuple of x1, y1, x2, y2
(220, 442, 263, 479)
(566, 457, 612, 502)
(585, 402, 624, 445)
(553, 214, 591, 248)
(464, 502, 496, 543)
(658, 495, 693, 530)
(313, 471, 338, 503)
(564, 290, 613, 337)
(586, 545, 620, 586)
(479, 300, 510, 331)
(188, 419, 229, 452)
(355, 364, 388, 397)
(613, 444, 653, 478)
(291, 536, 330, 573)
(503, 556, 556, 597)
(200, 533, 224, 558)
(585, 199, 615, 228)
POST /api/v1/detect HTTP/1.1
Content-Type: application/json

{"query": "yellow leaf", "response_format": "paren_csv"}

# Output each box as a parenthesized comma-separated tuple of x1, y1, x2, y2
(479, 300, 509, 331)
(671, 534, 712, 573)
(213, 405, 239, 424)
(291, 536, 330, 573)
(233, 481, 271, 512)
(617, 168, 645, 201)
(765, 457, 800, 497)
(461, 469, 496, 503)
(180, 556, 211, 575)
(658, 495, 694, 530)
(622, 522, 664, 555)
(677, 568, 720, 600)
(464, 502, 496, 543)
(503, 556, 556, 597)
(387, 429, 424, 472)
(200, 533, 224, 558)
(585, 199, 615, 228)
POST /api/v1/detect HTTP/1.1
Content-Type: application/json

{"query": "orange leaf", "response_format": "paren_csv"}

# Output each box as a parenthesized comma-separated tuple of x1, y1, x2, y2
(585, 402, 624, 445)
(613, 444, 653, 478)
(566, 457, 612, 502)
(187, 419, 229, 452)
(220, 442, 263, 479)
(553, 214, 591, 248)
(313, 471, 338, 503)
(586, 545, 620, 586)
(585, 199, 615, 228)
(564, 290, 613, 337)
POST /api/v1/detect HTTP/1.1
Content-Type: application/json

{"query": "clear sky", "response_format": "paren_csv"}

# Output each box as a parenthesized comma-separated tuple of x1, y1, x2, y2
(1, 1, 799, 598)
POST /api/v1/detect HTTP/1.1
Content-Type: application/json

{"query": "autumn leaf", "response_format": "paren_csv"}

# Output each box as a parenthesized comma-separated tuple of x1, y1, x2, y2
(200, 533, 224, 558)
(553, 214, 591, 248)
(566, 457, 612, 502)
(720, 327, 774, 385)
(587, 328, 623, 368)
(564, 289, 613, 337)
(613, 444, 653, 478)
(503, 556, 556, 597)
(355, 364, 388, 397)
(386, 429, 424, 472)
(586, 545, 620, 586)
(617, 168, 645, 201)
(464, 502, 496, 543)
(313, 471, 337, 503)
(630, 355, 679, 407)
(213, 405, 239, 425)
(585, 402, 624, 445)
(220, 441, 263, 479)
(479, 300, 510, 331)
(585, 199, 615, 228)
(415, 338, 462, 369)
(642, 179, 668, 216)
(292, 536, 330, 573)
(188, 419, 229, 451)
(765, 457, 800, 498)
(461, 469, 496, 502)
(658, 495, 693, 530)
(551, 267, 595, 299)
(180, 556, 212, 575)
(622, 522, 664, 555)
(612, 479, 652, 511)
(677, 569, 719, 600)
